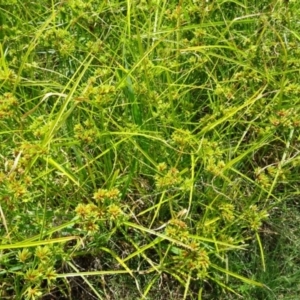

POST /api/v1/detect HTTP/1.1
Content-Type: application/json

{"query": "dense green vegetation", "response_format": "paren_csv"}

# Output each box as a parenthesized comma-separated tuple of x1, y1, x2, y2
(0, 0, 300, 299)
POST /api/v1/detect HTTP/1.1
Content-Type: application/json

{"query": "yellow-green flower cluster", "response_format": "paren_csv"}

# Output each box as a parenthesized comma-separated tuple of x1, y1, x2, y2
(269, 108, 300, 129)
(0, 92, 18, 119)
(29, 116, 55, 138)
(255, 166, 287, 188)
(75, 187, 124, 235)
(206, 158, 225, 176)
(243, 205, 269, 231)
(75, 203, 103, 235)
(165, 219, 211, 278)
(219, 203, 235, 222)
(165, 218, 189, 242)
(181, 242, 210, 277)
(41, 28, 75, 57)
(93, 187, 124, 221)
(74, 119, 99, 144)
(93, 187, 121, 203)
(155, 165, 182, 189)
(171, 129, 196, 151)
(17, 246, 59, 299)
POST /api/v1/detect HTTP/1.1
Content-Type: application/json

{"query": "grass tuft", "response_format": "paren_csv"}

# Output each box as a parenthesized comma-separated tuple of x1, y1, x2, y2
(0, 0, 300, 299)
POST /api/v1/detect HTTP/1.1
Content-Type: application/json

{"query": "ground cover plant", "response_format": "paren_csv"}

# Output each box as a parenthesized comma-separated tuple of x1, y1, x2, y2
(0, 0, 300, 299)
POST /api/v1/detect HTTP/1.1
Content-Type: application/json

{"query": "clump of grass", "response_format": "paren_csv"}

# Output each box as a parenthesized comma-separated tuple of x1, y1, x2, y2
(0, 0, 300, 299)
